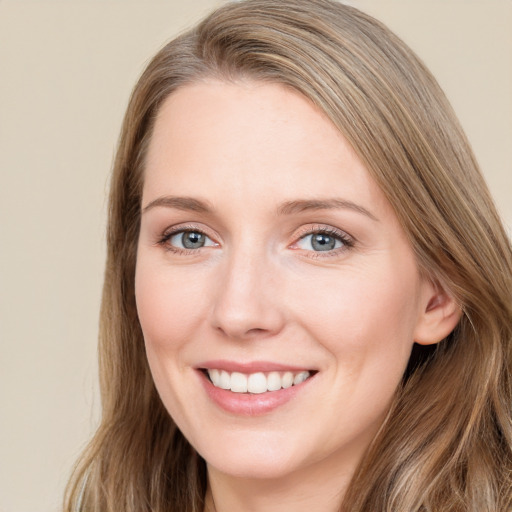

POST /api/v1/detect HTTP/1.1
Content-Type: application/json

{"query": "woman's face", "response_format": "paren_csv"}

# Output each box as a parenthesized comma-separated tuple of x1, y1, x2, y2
(136, 80, 435, 482)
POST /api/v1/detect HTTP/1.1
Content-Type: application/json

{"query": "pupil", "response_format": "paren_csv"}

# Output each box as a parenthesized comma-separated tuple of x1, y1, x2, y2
(311, 233, 335, 251)
(182, 231, 205, 249)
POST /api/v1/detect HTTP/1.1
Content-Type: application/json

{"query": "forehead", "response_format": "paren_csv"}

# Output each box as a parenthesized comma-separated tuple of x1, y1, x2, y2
(146, 79, 349, 169)
(143, 79, 389, 217)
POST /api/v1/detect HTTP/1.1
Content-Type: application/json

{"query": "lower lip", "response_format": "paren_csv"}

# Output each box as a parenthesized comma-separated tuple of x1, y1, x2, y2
(198, 371, 313, 416)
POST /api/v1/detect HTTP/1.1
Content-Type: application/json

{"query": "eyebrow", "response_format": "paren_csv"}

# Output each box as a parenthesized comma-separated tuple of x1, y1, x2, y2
(142, 195, 378, 221)
(277, 199, 378, 221)
(142, 196, 215, 214)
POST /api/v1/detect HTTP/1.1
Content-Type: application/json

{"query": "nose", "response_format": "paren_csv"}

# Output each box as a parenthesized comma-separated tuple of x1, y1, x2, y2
(210, 246, 286, 340)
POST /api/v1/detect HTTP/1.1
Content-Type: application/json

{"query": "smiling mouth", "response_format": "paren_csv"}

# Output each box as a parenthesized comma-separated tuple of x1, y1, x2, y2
(202, 369, 315, 394)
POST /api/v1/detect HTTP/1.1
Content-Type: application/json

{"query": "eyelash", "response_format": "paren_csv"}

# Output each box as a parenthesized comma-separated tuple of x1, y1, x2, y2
(156, 224, 354, 257)
(293, 225, 354, 257)
(157, 224, 215, 255)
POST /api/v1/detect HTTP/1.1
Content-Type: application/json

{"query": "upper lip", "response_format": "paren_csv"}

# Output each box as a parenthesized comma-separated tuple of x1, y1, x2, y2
(196, 360, 314, 373)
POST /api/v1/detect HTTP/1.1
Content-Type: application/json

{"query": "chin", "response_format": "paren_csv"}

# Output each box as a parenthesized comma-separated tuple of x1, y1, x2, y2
(198, 432, 304, 480)
(206, 454, 299, 481)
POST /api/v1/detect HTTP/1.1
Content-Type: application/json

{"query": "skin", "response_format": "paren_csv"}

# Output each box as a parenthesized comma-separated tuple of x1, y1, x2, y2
(135, 80, 459, 512)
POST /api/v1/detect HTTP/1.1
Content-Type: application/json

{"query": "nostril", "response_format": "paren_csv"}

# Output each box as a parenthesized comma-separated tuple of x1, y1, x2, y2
(246, 327, 268, 335)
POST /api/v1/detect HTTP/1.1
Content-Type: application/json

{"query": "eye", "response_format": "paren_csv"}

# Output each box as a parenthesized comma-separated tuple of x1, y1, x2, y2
(294, 229, 351, 252)
(167, 230, 216, 250)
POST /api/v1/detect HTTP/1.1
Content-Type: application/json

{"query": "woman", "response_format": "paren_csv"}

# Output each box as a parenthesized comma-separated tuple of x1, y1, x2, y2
(64, 0, 512, 510)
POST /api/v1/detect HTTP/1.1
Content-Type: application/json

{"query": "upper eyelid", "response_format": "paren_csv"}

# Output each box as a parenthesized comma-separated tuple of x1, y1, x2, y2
(161, 223, 214, 238)
(154, 224, 218, 250)
(290, 224, 356, 256)
(157, 226, 218, 254)
(156, 222, 354, 249)
(160, 222, 351, 237)
(292, 224, 354, 241)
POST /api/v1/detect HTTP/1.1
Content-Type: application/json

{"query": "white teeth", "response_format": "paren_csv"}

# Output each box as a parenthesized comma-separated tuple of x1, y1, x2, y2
(219, 370, 230, 389)
(282, 371, 293, 389)
(230, 372, 248, 392)
(209, 369, 220, 385)
(206, 369, 311, 393)
(267, 371, 282, 391)
(247, 372, 267, 394)
(294, 371, 309, 385)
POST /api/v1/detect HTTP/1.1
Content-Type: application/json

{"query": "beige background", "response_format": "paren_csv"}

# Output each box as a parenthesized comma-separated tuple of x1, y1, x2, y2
(0, 1, 510, 511)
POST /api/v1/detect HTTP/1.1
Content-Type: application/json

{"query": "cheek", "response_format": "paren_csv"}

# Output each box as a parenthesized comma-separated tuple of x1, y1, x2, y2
(135, 259, 208, 351)
(291, 259, 421, 374)
(134, 259, 209, 424)
(300, 266, 421, 432)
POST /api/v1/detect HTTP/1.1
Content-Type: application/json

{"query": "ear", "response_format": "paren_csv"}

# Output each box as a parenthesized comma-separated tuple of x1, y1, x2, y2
(414, 278, 462, 346)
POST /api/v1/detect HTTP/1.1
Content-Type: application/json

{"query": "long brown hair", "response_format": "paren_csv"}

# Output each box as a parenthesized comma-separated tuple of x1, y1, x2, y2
(65, 1, 512, 510)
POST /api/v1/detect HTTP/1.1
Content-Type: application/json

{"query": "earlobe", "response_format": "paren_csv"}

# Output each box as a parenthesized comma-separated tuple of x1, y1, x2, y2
(414, 280, 462, 346)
